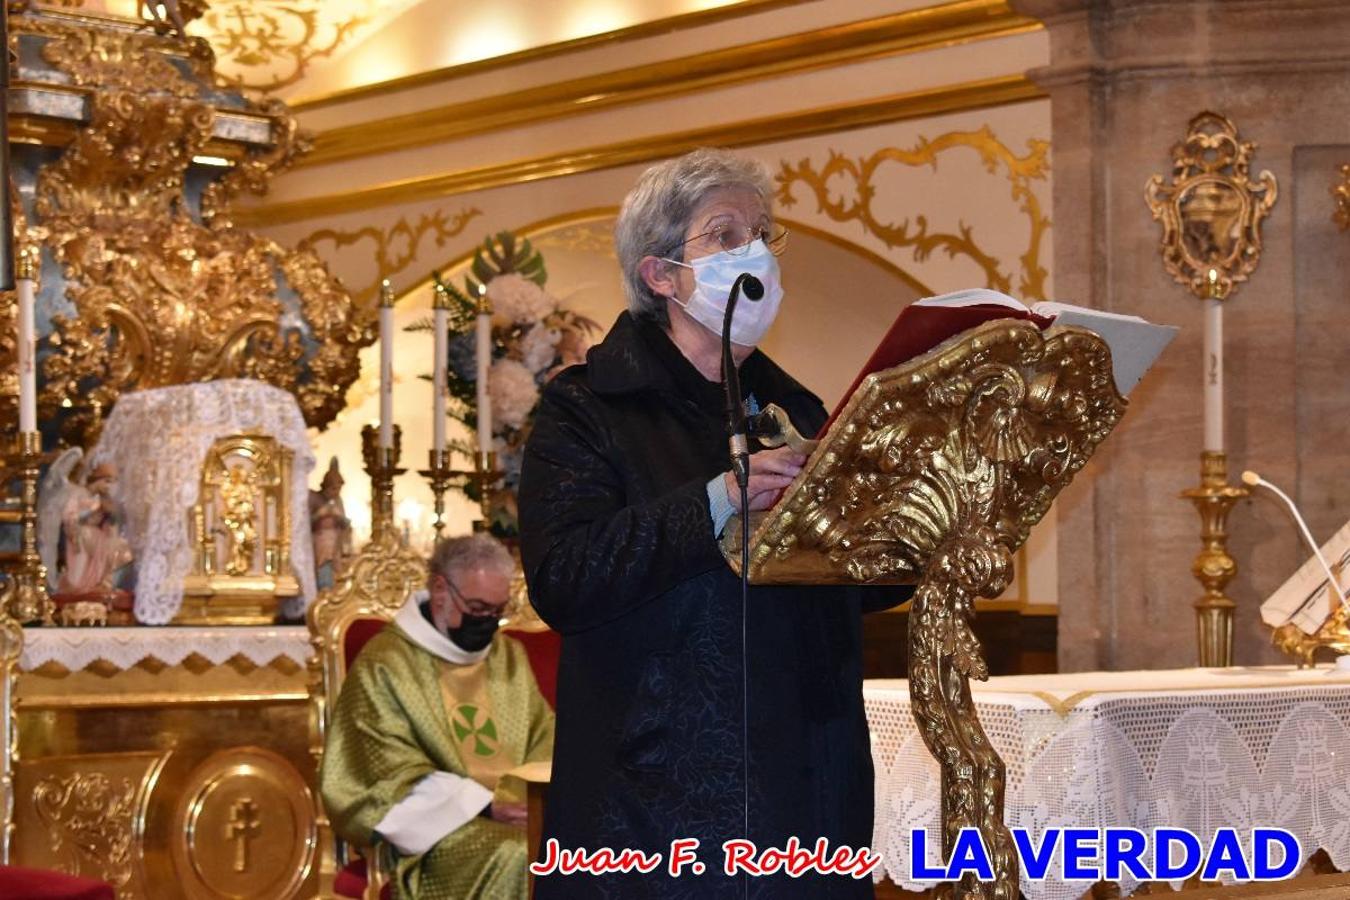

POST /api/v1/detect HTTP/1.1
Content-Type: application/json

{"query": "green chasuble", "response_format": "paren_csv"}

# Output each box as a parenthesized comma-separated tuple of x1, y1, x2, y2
(320, 612, 555, 900)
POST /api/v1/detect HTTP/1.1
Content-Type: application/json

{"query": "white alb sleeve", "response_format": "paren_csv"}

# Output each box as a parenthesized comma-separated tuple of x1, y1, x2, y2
(373, 771, 494, 856)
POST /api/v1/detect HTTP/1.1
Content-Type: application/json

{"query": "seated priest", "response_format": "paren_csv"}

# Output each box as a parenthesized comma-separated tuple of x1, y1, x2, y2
(320, 533, 555, 900)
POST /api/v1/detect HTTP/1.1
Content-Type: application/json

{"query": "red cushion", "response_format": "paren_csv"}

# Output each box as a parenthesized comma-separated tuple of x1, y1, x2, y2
(502, 628, 561, 709)
(343, 618, 388, 669)
(333, 857, 391, 900)
(0, 866, 116, 900)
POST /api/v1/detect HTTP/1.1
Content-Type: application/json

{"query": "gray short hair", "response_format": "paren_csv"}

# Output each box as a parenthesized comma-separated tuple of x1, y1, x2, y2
(428, 533, 515, 586)
(614, 147, 774, 327)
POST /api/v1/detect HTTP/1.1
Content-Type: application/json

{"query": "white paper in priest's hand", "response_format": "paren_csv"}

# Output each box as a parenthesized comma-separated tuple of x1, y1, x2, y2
(1260, 518, 1350, 634)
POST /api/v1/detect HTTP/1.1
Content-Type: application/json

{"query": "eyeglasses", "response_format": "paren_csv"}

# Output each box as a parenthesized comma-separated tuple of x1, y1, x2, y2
(445, 577, 507, 618)
(667, 220, 789, 260)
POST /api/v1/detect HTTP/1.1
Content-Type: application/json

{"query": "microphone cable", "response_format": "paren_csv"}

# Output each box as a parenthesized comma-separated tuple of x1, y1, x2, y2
(720, 273, 762, 900)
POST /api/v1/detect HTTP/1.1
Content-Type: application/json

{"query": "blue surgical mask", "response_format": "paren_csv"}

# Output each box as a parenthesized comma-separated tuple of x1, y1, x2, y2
(663, 238, 783, 347)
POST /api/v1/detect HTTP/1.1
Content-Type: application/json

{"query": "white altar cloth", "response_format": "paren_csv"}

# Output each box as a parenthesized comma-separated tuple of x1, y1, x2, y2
(865, 665, 1350, 898)
(19, 625, 312, 672)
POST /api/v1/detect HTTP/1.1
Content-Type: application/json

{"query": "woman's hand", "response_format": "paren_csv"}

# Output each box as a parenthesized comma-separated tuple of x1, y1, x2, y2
(722, 446, 807, 512)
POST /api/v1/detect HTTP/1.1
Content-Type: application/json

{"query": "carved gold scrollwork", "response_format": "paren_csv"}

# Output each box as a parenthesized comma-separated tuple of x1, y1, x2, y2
(1334, 163, 1350, 232)
(200, 1, 371, 93)
(1145, 111, 1278, 299)
(22, 11, 372, 444)
(33, 772, 137, 888)
(296, 206, 484, 308)
(0, 602, 18, 864)
(775, 128, 1051, 299)
(726, 321, 1125, 900)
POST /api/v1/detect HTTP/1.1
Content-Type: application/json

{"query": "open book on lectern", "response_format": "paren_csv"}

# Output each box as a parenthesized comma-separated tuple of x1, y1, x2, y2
(823, 289, 1177, 431)
(727, 288, 1176, 584)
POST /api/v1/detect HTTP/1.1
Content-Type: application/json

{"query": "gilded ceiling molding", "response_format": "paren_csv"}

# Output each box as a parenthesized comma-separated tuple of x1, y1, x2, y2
(289, 0, 818, 111)
(299, 1, 1041, 169)
(296, 206, 483, 308)
(775, 127, 1051, 299)
(1334, 163, 1350, 231)
(236, 75, 1046, 228)
(198, 1, 370, 93)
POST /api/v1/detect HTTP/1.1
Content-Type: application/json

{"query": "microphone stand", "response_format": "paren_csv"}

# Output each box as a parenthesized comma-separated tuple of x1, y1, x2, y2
(720, 272, 762, 896)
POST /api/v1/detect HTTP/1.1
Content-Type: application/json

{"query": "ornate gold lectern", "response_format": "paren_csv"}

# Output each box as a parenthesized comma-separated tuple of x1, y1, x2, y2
(724, 320, 1127, 900)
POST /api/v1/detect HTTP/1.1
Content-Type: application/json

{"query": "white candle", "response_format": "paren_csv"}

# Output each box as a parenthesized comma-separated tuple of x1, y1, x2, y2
(432, 284, 448, 456)
(379, 279, 395, 450)
(476, 284, 493, 455)
(1202, 270, 1223, 453)
(17, 277, 36, 433)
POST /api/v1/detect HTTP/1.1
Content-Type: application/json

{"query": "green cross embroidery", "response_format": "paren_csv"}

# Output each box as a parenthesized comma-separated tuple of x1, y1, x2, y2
(451, 703, 500, 758)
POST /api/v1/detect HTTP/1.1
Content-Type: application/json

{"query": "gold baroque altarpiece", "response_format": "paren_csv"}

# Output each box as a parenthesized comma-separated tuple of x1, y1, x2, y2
(1, 7, 373, 446)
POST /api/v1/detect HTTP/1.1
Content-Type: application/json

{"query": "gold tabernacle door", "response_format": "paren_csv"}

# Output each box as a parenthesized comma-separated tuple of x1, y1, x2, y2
(722, 318, 1127, 900)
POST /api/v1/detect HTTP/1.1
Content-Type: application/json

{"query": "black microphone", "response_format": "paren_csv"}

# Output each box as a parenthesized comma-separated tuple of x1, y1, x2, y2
(721, 274, 763, 490)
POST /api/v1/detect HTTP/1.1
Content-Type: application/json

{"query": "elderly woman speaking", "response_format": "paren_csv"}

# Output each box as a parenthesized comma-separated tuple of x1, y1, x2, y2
(520, 148, 908, 899)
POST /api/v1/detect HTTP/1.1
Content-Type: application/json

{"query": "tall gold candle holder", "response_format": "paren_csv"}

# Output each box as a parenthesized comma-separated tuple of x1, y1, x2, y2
(361, 424, 404, 545)
(453, 451, 502, 533)
(6, 431, 52, 624)
(1180, 451, 1248, 667)
(419, 448, 454, 541)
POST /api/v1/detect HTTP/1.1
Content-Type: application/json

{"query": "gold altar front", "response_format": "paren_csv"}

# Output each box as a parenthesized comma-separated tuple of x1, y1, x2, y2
(11, 631, 317, 900)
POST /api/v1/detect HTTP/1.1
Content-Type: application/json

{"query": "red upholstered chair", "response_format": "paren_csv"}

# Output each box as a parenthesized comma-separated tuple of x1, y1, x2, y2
(307, 540, 426, 900)
(501, 626, 561, 710)
(0, 598, 117, 900)
(0, 866, 116, 900)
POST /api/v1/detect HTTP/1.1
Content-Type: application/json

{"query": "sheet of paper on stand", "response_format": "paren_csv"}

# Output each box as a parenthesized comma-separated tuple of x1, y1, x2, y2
(1261, 517, 1350, 633)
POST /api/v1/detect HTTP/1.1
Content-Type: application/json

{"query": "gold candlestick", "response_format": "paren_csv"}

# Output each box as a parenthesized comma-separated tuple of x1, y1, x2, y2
(418, 448, 454, 541)
(453, 451, 502, 533)
(1180, 450, 1248, 666)
(361, 424, 405, 546)
(7, 431, 52, 624)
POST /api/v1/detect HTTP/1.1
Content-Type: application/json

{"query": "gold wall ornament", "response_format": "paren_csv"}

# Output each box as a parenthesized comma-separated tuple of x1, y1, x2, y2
(1334, 163, 1350, 231)
(181, 434, 299, 624)
(32, 771, 138, 888)
(296, 206, 483, 309)
(723, 320, 1126, 899)
(1145, 111, 1278, 299)
(775, 127, 1051, 299)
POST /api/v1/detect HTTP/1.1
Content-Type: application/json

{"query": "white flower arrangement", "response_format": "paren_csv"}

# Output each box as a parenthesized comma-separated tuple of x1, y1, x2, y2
(488, 358, 541, 431)
(487, 273, 558, 325)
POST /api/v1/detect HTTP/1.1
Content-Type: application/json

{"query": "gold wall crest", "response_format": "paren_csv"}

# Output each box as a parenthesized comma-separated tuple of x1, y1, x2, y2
(1145, 111, 1278, 299)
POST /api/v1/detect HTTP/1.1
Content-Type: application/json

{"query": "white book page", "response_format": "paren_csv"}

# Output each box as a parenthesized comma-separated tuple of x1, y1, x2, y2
(914, 289, 1027, 310)
(1261, 519, 1350, 634)
(1032, 301, 1149, 324)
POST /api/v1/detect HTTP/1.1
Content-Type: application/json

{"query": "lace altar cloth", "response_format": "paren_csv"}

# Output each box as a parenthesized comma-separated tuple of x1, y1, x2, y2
(19, 625, 311, 671)
(866, 665, 1350, 897)
(89, 380, 317, 624)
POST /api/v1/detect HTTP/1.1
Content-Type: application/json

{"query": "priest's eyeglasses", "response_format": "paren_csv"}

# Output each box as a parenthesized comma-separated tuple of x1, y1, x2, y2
(668, 221, 789, 260)
(445, 577, 507, 618)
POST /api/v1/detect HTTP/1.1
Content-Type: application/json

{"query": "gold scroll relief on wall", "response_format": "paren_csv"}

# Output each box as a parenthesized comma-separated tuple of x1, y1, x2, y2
(775, 126, 1050, 300)
(296, 206, 483, 309)
(10, 11, 374, 445)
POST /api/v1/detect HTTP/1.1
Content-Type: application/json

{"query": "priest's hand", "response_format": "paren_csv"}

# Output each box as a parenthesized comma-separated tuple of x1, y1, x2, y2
(490, 799, 529, 830)
(723, 446, 807, 512)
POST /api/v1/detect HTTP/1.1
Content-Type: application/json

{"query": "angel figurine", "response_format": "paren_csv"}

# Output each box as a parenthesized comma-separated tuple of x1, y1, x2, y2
(38, 450, 134, 611)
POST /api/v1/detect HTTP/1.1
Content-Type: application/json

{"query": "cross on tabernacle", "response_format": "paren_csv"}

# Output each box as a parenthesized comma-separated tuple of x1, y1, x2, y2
(225, 797, 261, 873)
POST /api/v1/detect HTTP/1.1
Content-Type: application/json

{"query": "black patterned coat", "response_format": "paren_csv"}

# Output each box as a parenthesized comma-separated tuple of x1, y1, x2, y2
(519, 312, 911, 899)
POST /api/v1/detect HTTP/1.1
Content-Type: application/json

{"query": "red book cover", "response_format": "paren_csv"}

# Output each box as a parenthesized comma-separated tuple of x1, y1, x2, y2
(820, 303, 1053, 435)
